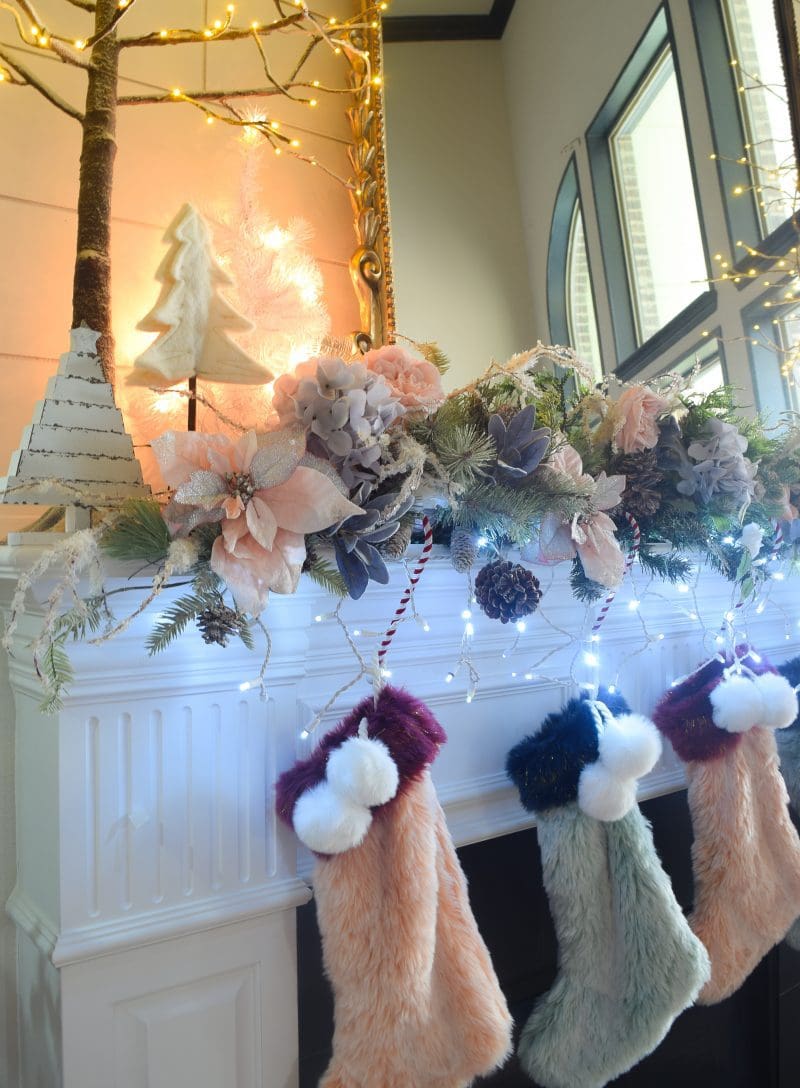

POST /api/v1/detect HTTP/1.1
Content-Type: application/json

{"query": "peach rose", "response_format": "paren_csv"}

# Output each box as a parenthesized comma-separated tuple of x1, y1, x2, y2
(612, 386, 670, 454)
(363, 345, 445, 412)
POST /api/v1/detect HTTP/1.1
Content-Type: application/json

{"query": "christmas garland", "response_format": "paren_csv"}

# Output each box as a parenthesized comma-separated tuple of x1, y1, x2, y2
(7, 342, 800, 711)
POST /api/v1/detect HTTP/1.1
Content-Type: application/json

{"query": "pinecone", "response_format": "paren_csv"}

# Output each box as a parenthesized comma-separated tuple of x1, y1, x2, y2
(474, 560, 543, 623)
(450, 527, 479, 572)
(378, 513, 414, 560)
(614, 449, 664, 519)
(196, 603, 242, 646)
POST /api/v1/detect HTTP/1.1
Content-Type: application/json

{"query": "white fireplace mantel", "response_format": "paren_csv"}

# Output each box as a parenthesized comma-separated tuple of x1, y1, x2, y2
(2, 542, 799, 1088)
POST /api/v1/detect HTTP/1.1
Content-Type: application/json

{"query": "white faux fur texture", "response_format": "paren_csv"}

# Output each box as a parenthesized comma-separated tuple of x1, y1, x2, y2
(293, 782, 373, 855)
(293, 730, 400, 854)
(327, 735, 399, 807)
(710, 672, 798, 734)
(578, 710, 662, 823)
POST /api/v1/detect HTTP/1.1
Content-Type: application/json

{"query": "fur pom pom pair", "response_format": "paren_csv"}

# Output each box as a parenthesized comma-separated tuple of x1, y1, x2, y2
(709, 670, 797, 734)
(507, 689, 661, 822)
(578, 704, 662, 822)
(293, 722, 399, 854)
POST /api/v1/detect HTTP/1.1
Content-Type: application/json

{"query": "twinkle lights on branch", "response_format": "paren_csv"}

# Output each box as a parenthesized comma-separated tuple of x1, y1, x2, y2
(0, 0, 390, 375)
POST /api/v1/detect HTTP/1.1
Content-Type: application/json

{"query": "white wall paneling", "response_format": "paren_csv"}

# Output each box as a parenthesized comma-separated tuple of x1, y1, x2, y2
(3, 544, 800, 1085)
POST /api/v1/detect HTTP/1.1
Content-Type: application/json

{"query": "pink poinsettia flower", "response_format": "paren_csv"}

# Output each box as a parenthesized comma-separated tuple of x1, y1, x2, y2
(152, 428, 362, 614)
(538, 443, 627, 588)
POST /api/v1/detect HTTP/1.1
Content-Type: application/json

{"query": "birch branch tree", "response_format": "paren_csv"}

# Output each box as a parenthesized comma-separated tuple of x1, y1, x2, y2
(0, 0, 378, 380)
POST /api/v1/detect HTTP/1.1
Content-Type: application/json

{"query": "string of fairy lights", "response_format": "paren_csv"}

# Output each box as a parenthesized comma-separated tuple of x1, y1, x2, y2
(0, 1, 390, 183)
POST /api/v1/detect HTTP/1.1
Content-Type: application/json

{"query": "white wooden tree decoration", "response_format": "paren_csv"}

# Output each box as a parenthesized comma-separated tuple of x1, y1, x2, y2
(130, 204, 273, 387)
(0, 327, 150, 535)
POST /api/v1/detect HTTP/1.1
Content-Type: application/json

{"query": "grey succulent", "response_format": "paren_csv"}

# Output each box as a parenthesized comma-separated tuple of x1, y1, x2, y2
(322, 483, 414, 599)
(488, 405, 550, 484)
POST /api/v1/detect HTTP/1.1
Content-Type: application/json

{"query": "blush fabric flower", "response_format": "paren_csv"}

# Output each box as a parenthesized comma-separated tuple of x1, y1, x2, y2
(363, 345, 445, 412)
(538, 444, 627, 588)
(612, 386, 670, 454)
(152, 428, 362, 614)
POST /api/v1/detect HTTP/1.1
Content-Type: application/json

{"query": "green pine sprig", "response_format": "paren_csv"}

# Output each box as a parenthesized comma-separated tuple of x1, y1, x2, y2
(102, 499, 171, 564)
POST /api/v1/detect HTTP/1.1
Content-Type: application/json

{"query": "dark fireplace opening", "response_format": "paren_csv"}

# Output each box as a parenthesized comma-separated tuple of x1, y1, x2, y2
(297, 792, 800, 1087)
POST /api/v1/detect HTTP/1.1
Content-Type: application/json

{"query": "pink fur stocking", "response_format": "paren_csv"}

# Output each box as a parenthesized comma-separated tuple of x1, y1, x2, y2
(275, 687, 512, 1087)
(654, 656, 800, 1004)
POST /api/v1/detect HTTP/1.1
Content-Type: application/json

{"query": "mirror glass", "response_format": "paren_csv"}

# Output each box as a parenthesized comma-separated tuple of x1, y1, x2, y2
(382, 0, 800, 410)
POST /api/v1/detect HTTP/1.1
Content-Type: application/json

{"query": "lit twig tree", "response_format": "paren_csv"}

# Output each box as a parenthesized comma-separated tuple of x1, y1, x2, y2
(0, 0, 378, 381)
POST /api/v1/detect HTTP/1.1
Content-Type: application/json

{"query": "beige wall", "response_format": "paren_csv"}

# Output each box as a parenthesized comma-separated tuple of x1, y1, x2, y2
(384, 39, 536, 385)
(0, 0, 362, 536)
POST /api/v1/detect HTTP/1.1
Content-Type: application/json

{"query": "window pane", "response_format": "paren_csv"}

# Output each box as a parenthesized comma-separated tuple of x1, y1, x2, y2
(723, 0, 797, 236)
(566, 202, 602, 379)
(671, 337, 724, 396)
(746, 301, 800, 416)
(610, 49, 708, 344)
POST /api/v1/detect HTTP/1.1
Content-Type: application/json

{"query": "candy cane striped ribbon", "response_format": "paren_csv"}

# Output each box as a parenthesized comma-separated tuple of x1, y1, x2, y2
(771, 520, 784, 557)
(377, 514, 434, 666)
(591, 512, 641, 636)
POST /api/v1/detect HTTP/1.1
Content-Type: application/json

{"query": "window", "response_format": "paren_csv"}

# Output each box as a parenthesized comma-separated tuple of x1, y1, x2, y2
(565, 203, 601, 378)
(670, 335, 726, 396)
(586, 8, 713, 372)
(722, 0, 797, 236)
(610, 48, 709, 343)
(746, 293, 800, 414)
(547, 158, 602, 379)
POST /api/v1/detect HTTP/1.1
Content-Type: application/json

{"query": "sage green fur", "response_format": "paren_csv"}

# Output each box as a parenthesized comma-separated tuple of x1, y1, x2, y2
(518, 804, 710, 1088)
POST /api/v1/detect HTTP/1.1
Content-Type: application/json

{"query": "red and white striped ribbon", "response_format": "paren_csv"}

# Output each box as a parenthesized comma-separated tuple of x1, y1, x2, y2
(591, 512, 641, 636)
(377, 514, 434, 667)
(771, 520, 784, 557)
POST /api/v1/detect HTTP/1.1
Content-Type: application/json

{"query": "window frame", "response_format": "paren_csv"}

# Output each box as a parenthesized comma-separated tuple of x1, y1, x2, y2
(586, 5, 715, 376)
(690, 0, 799, 279)
(546, 156, 602, 376)
(743, 285, 799, 413)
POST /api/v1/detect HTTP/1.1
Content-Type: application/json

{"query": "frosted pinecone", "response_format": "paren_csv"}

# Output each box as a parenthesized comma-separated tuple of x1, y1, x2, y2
(613, 449, 664, 519)
(378, 513, 414, 560)
(196, 603, 242, 646)
(475, 560, 543, 623)
(450, 528, 479, 572)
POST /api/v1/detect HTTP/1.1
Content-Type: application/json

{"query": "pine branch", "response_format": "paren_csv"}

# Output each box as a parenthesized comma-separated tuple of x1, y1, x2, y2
(38, 639, 74, 714)
(415, 340, 450, 375)
(569, 557, 605, 603)
(53, 594, 108, 642)
(636, 548, 693, 584)
(237, 618, 255, 651)
(304, 552, 348, 597)
(0, 47, 84, 120)
(101, 499, 171, 564)
(434, 424, 497, 487)
(146, 593, 208, 655)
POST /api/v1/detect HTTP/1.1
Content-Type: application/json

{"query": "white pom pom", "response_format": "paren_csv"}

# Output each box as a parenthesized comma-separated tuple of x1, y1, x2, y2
(598, 714, 662, 781)
(327, 735, 399, 808)
(578, 762, 637, 822)
(710, 674, 764, 733)
(753, 672, 798, 730)
(292, 781, 373, 854)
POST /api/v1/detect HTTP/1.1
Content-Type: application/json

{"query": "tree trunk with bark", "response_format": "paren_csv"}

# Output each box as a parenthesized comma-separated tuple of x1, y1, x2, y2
(71, 0, 119, 382)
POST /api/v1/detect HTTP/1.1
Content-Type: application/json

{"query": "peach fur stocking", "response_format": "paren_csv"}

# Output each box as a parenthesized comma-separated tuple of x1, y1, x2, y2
(653, 653, 800, 1004)
(315, 772, 512, 1088)
(275, 686, 512, 1088)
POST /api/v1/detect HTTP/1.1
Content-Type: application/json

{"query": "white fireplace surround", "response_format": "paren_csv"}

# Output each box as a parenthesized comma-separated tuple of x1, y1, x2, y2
(1, 544, 799, 1088)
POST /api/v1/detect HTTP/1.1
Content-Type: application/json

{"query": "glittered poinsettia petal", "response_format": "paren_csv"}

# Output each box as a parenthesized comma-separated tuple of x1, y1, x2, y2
(250, 426, 306, 490)
(152, 432, 235, 488)
(174, 470, 226, 509)
(246, 495, 278, 550)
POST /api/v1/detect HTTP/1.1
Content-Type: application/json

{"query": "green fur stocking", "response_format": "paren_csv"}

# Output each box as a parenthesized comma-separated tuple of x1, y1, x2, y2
(519, 804, 710, 1088)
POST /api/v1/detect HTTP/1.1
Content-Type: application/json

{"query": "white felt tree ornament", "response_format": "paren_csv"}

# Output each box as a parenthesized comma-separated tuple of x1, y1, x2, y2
(131, 204, 273, 386)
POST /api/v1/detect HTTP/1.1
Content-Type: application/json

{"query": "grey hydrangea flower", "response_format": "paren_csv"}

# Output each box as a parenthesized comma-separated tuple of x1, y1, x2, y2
(488, 405, 551, 485)
(274, 357, 404, 489)
(676, 418, 757, 506)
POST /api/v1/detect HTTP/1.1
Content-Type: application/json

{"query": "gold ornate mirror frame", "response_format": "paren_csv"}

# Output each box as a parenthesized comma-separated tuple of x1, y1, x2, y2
(348, 6, 395, 350)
